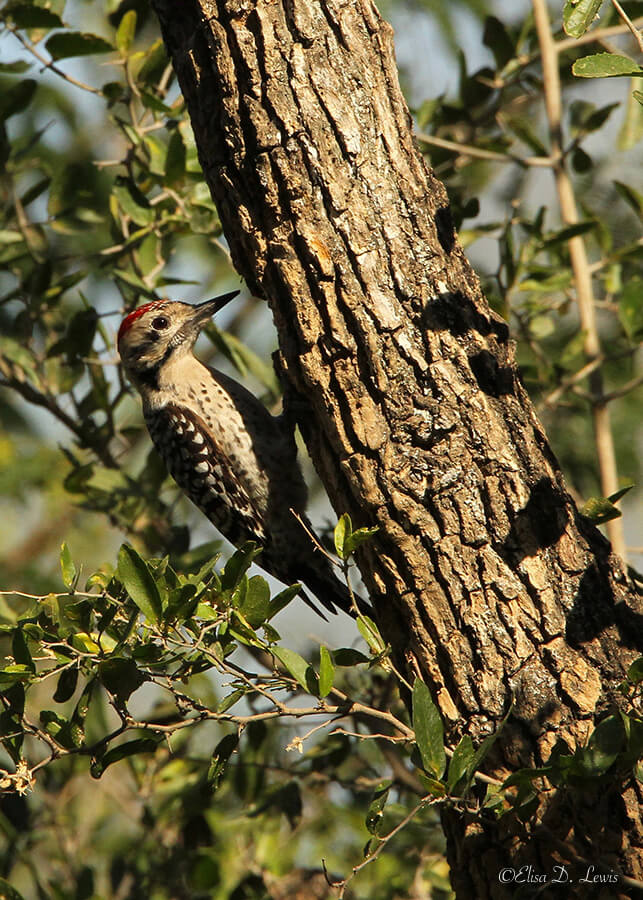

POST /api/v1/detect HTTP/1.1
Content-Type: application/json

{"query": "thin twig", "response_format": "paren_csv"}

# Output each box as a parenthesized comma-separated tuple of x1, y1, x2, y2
(609, 0, 643, 51)
(416, 132, 553, 168)
(329, 795, 439, 897)
(602, 374, 643, 403)
(329, 727, 407, 743)
(539, 356, 606, 409)
(7, 25, 102, 95)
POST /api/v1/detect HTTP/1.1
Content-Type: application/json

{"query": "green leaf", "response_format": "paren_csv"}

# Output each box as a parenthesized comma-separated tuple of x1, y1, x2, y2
(332, 648, 370, 666)
(608, 483, 635, 505)
(614, 181, 643, 219)
(240, 575, 271, 627)
(503, 115, 547, 155)
(165, 583, 199, 623)
(220, 543, 262, 592)
(543, 221, 596, 246)
(619, 277, 643, 341)
(0, 79, 37, 121)
(618, 80, 643, 146)
(229, 609, 264, 647)
(0, 337, 41, 387)
(248, 780, 302, 828)
(40, 709, 70, 742)
(273, 647, 318, 694)
(140, 90, 175, 116)
(347, 525, 379, 555)
(267, 584, 301, 619)
(318, 645, 334, 697)
(576, 715, 624, 776)
(502, 766, 553, 790)
(412, 678, 445, 779)
(482, 16, 515, 69)
(0, 231, 23, 245)
(571, 146, 592, 173)
(0, 60, 31, 73)
(11, 630, 34, 674)
(45, 32, 114, 61)
(53, 667, 78, 703)
(65, 309, 98, 359)
(580, 495, 622, 524)
(112, 179, 154, 226)
(570, 100, 620, 135)
(60, 542, 77, 589)
(519, 271, 573, 294)
(447, 735, 475, 793)
(117, 544, 163, 624)
(165, 129, 186, 184)
(417, 773, 447, 797)
(116, 10, 137, 54)
(99, 657, 146, 702)
(2, 4, 63, 28)
(91, 738, 159, 778)
(573, 53, 643, 79)
(70, 632, 100, 654)
(68, 680, 95, 747)
(218, 689, 244, 713)
(627, 657, 643, 684)
(357, 615, 386, 655)
(334, 513, 352, 560)
(563, 0, 604, 39)
(207, 733, 239, 789)
(365, 782, 390, 835)
(0, 665, 33, 688)
(262, 622, 281, 643)
(137, 38, 168, 85)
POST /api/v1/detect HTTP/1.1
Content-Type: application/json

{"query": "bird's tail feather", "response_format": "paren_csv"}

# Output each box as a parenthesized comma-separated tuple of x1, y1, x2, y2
(296, 561, 373, 619)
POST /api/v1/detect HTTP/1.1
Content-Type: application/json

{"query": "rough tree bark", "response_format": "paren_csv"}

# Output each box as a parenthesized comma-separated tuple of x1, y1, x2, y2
(151, 0, 643, 894)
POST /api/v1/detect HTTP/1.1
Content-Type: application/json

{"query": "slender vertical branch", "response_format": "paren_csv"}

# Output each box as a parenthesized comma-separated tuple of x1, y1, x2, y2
(532, 0, 626, 561)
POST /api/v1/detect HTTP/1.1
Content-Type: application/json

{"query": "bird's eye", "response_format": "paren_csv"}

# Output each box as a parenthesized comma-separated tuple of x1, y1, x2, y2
(151, 315, 169, 331)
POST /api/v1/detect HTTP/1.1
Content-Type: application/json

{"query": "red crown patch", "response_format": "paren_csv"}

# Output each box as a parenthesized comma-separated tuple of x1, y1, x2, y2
(117, 300, 167, 346)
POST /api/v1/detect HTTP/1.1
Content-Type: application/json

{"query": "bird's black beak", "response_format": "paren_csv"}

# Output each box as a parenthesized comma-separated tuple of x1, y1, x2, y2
(192, 290, 240, 326)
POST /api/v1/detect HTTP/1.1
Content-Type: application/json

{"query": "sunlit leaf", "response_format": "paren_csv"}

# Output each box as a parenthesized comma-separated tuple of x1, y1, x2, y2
(580, 496, 622, 524)
(447, 735, 475, 793)
(619, 277, 643, 341)
(563, 0, 604, 39)
(573, 53, 643, 79)
(60, 542, 77, 589)
(318, 646, 334, 697)
(334, 513, 352, 560)
(273, 647, 318, 694)
(117, 544, 163, 624)
(116, 10, 137, 54)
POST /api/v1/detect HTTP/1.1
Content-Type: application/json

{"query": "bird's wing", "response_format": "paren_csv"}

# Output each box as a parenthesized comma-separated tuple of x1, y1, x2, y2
(146, 401, 269, 548)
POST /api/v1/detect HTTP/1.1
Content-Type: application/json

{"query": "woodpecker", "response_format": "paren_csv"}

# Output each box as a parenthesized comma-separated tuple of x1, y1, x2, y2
(117, 291, 368, 619)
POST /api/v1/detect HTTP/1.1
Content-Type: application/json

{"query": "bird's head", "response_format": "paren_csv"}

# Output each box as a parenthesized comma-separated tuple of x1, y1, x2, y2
(117, 290, 239, 388)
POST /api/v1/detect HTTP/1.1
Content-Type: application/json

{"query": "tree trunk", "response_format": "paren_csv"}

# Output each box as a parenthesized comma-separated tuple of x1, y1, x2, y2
(151, 0, 643, 893)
